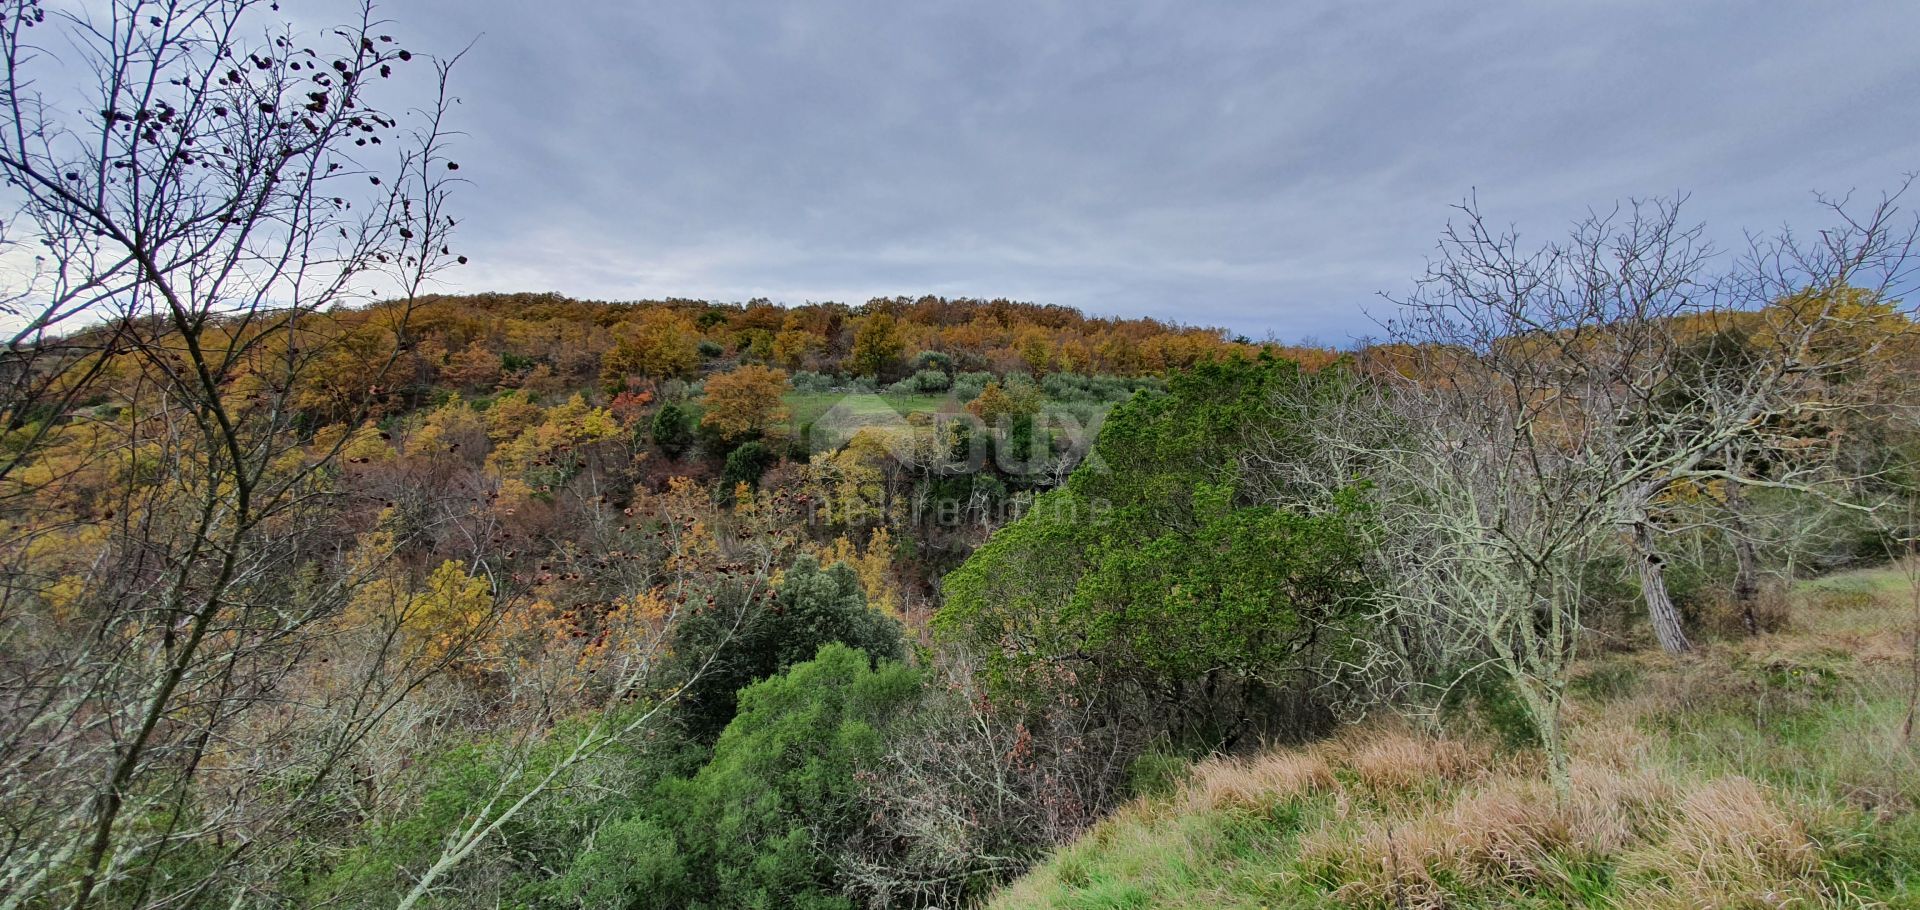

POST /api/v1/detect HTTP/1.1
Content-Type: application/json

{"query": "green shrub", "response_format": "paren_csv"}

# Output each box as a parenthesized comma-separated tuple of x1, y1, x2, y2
(722, 439, 776, 489)
(912, 350, 954, 374)
(951, 370, 995, 402)
(1125, 750, 1191, 800)
(939, 356, 1376, 746)
(551, 645, 922, 910)
(1443, 666, 1543, 749)
(671, 556, 905, 741)
(650, 402, 695, 457)
(887, 368, 953, 394)
(790, 370, 837, 392)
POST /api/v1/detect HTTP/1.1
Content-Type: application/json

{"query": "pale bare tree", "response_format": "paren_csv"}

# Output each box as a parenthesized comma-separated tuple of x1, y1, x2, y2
(1386, 192, 1913, 657)
(1258, 190, 1917, 791)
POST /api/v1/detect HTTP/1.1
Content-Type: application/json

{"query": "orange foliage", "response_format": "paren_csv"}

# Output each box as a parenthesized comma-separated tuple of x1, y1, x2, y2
(699, 365, 789, 442)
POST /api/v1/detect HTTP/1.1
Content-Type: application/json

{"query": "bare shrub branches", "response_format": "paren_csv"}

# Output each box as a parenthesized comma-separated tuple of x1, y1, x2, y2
(1269, 188, 1918, 790)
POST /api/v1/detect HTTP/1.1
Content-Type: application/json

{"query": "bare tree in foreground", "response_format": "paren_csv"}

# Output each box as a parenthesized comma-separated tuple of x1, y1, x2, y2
(1272, 190, 1916, 791)
(0, 1, 468, 906)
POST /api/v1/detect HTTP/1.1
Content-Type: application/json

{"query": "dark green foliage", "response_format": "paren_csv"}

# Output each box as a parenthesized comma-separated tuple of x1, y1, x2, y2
(550, 645, 922, 910)
(1443, 666, 1544, 750)
(938, 356, 1375, 745)
(911, 350, 954, 374)
(1066, 356, 1316, 522)
(549, 815, 689, 907)
(722, 440, 776, 489)
(670, 645, 920, 908)
(311, 708, 708, 908)
(651, 402, 695, 457)
(697, 339, 725, 358)
(1124, 750, 1191, 800)
(1073, 481, 1370, 685)
(997, 412, 1038, 469)
(319, 646, 917, 910)
(672, 556, 906, 741)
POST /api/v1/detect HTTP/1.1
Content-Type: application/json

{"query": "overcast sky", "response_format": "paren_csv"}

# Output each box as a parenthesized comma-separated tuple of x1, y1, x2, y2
(393, 0, 1919, 341)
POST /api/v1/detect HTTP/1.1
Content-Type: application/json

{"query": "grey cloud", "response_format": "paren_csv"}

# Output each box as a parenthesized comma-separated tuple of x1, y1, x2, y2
(392, 0, 1920, 340)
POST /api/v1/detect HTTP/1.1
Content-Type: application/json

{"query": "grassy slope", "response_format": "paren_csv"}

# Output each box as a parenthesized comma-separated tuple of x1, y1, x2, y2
(988, 566, 1920, 909)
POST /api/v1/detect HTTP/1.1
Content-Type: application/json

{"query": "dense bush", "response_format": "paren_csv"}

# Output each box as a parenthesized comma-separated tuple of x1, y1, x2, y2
(911, 350, 954, 374)
(650, 401, 695, 457)
(722, 439, 776, 489)
(938, 356, 1375, 747)
(950, 370, 996, 402)
(551, 645, 922, 910)
(886, 368, 953, 394)
(670, 556, 906, 741)
(312, 707, 708, 908)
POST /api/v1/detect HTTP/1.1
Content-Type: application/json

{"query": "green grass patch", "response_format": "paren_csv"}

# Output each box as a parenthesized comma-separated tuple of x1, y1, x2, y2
(783, 390, 953, 434)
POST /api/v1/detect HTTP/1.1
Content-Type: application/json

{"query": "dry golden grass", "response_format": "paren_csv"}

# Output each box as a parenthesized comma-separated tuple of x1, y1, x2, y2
(1341, 729, 1482, 793)
(1144, 713, 1842, 908)
(1619, 776, 1824, 907)
(989, 564, 1920, 909)
(1295, 745, 1824, 909)
(1179, 749, 1335, 813)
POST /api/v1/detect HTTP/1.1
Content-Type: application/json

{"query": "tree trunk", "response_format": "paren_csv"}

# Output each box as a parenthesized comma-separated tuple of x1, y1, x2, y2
(1724, 479, 1763, 636)
(1632, 520, 1693, 654)
(1510, 674, 1570, 800)
(1904, 570, 1919, 744)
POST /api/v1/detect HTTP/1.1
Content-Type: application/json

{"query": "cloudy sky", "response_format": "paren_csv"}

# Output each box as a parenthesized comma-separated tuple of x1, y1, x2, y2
(395, 0, 1919, 341)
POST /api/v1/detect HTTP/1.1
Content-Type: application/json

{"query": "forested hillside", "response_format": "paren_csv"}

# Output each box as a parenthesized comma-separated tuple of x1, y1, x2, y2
(2, 3, 1918, 909)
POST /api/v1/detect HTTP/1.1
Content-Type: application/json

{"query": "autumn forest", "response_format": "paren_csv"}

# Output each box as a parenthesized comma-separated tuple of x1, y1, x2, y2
(3, 3, 1920, 909)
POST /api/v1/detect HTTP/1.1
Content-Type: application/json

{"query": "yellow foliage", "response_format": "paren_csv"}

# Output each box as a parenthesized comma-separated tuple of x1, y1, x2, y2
(443, 339, 503, 389)
(408, 396, 485, 455)
(584, 589, 672, 669)
(1754, 285, 1911, 366)
(405, 561, 495, 663)
(806, 428, 901, 528)
(42, 574, 90, 623)
(813, 527, 901, 617)
(486, 393, 623, 481)
(850, 313, 906, 377)
(772, 328, 822, 370)
(483, 390, 544, 443)
(699, 365, 789, 442)
(339, 522, 491, 664)
(604, 309, 701, 381)
(965, 380, 1040, 426)
(337, 423, 396, 465)
(1015, 326, 1055, 375)
(651, 476, 721, 578)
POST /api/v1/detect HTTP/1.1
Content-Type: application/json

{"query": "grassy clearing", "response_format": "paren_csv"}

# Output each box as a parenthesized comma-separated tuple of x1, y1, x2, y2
(987, 566, 1920, 909)
(783, 390, 955, 433)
